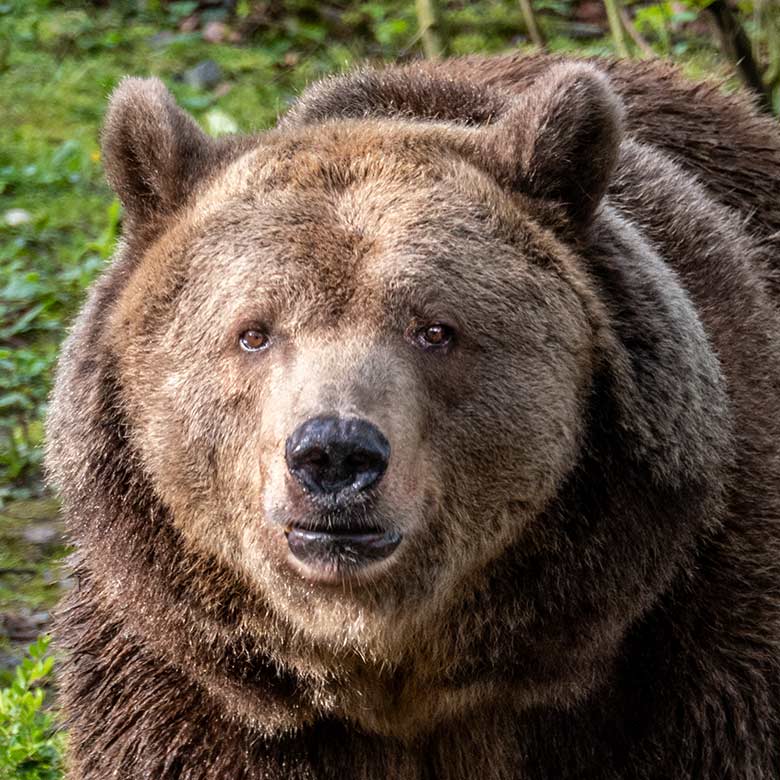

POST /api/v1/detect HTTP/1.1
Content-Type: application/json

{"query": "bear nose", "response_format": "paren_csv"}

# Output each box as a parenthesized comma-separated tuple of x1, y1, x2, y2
(285, 416, 390, 500)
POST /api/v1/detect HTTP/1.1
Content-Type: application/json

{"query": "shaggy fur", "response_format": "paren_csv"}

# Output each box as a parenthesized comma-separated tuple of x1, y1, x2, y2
(46, 54, 780, 779)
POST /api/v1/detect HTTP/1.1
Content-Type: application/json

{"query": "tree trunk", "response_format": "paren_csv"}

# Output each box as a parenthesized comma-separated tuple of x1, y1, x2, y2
(707, 0, 773, 114)
(519, 0, 546, 49)
(619, 6, 654, 59)
(415, 0, 445, 59)
(603, 0, 630, 58)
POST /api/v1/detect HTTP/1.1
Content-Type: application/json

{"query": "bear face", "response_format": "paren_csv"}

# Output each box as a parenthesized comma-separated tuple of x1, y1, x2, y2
(106, 117, 597, 650)
(47, 63, 732, 740)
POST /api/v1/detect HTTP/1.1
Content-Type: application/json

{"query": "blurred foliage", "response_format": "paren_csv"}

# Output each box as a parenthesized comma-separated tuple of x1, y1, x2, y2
(0, 0, 775, 504)
(0, 636, 64, 780)
(0, 499, 66, 650)
(634, 2, 698, 55)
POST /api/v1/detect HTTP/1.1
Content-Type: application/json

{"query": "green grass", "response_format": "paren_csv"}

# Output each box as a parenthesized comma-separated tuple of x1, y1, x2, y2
(0, 498, 66, 641)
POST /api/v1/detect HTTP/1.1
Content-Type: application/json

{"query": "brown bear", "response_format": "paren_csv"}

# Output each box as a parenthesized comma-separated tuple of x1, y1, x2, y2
(45, 53, 780, 779)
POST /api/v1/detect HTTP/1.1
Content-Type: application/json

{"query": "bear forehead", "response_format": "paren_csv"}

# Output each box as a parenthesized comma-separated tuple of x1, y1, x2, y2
(192, 118, 527, 226)
(183, 120, 545, 275)
(247, 120, 465, 189)
(115, 120, 568, 341)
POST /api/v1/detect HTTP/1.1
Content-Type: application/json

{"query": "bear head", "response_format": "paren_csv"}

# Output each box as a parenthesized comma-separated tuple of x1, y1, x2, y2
(46, 63, 731, 736)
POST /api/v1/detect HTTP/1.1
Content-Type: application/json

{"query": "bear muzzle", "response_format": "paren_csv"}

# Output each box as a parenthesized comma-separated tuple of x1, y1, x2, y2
(285, 415, 390, 502)
(283, 414, 402, 580)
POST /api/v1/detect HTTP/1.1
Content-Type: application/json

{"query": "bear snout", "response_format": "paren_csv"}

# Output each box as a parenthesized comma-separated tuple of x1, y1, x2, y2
(285, 415, 390, 505)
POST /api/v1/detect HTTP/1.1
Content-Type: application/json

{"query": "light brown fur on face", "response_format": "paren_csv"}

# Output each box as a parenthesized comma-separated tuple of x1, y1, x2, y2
(107, 124, 596, 676)
(47, 58, 780, 779)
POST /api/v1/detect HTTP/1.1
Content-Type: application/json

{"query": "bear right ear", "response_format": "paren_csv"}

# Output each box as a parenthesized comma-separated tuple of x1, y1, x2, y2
(102, 77, 217, 232)
(479, 63, 624, 227)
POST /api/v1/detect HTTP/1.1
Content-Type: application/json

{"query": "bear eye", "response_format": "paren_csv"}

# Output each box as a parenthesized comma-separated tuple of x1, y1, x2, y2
(239, 329, 270, 353)
(411, 322, 455, 351)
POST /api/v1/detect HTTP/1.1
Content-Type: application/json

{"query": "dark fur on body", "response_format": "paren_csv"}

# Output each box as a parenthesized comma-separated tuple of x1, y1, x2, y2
(46, 54, 780, 779)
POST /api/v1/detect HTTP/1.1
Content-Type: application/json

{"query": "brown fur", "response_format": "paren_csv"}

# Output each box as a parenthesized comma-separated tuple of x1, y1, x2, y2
(46, 55, 780, 779)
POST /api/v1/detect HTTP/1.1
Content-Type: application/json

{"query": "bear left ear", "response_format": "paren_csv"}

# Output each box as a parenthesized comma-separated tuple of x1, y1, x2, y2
(482, 63, 624, 226)
(102, 77, 218, 232)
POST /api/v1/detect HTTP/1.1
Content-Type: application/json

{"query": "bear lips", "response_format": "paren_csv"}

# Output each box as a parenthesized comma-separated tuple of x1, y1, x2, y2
(285, 520, 402, 582)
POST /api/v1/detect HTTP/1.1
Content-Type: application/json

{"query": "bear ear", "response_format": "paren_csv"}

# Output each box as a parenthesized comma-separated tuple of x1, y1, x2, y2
(482, 63, 624, 226)
(102, 77, 216, 230)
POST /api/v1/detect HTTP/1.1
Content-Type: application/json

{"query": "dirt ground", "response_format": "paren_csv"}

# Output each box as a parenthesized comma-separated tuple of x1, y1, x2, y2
(0, 498, 69, 680)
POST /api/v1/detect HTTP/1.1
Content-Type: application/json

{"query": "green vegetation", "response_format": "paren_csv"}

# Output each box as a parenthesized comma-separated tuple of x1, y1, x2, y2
(0, 637, 63, 780)
(1, 0, 777, 774)
(0, 498, 66, 685)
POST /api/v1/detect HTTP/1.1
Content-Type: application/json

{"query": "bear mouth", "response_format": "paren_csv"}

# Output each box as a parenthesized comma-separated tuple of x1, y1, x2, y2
(284, 522, 403, 581)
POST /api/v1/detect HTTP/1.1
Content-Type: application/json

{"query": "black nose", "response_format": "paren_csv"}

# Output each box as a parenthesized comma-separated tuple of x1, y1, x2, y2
(285, 416, 390, 500)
